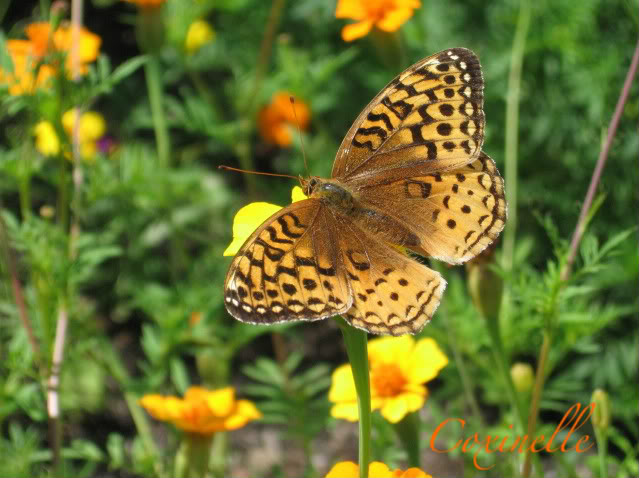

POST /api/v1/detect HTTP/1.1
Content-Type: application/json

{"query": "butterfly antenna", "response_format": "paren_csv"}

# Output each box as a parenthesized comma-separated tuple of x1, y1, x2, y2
(218, 165, 298, 181)
(290, 96, 309, 177)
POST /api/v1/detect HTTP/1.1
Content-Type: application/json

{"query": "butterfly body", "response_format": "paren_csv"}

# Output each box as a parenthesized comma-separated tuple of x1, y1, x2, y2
(225, 48, 506, 335)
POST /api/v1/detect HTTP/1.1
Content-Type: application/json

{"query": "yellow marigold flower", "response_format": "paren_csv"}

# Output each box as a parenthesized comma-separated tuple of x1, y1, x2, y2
(61, 109, 106, 160)
(185, 20, 215, 53)
(34, 121, 60, 156)
(335, 0, 421, 42)
(123, 0, 166, 9)
(258, 92, 310, 147)
(223, 186, 307, 256)
(326, 461, 432, 477)
(139, 386, 261, 435)
(329, 336, 448, 423)
(62, 109, 106, 143)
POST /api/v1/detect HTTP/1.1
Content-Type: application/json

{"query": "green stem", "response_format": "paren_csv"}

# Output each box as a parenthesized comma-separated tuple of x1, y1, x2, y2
(485, 315, 526, 430)
(145, 55, 171, 167)
(184, 433, 213, 478)
(209, 431, 227, 478)
(57, 159, 69, 229)
(394, 411, 420, 467)
(594, 428, 608, 478)
(522, 329, 551, 478)
(335, 317, 371, 478)
(502, 0, 531, 272)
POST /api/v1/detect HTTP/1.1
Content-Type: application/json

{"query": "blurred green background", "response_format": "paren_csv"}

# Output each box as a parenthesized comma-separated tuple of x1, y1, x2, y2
(0, 0, 637, 477)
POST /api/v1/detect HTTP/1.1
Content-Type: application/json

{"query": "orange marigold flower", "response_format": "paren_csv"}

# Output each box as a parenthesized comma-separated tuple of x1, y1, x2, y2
(326, 461, 432, 478)
(0, 40, 56, 95)
(329, 336, 448, 423)
(139, 386, 262, 435)
(335, 0, 421, 42)
(0, 21, 101, 95)
(258, 92, 310, 147)
(25, 22, 101, 73)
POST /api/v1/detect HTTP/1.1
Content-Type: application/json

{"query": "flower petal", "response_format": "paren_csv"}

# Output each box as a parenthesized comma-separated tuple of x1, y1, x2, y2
(328, 364, 358, 402)
(369, 336, 413, 366)
(341, 20, 373, 42)
(369, 462, 393, 477)
(376, 8, 417, 32)
(291, 186, 308, 203)
(405, 338, 448, 384)
(223, 202, 283, 256)
(335, 0, 367, 20)
(380, 395, 409, 423)
(326, 461, 359, 478)
(206, 387, 235, 416)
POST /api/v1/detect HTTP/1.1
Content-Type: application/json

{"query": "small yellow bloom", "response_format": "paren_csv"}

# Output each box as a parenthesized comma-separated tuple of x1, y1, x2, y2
(34, 121, 60, 156)
(185, 20, 215, 53)
(61, 109, 106, 160)
(326, 461, 432, 478)
(223, 186, 307, 256)
(258, 92, 310, 147)
(139, 386, 261, 435)
(62, 109, 106, 143)
(329, 336, 448, 423)
(335, 0, 421, 42)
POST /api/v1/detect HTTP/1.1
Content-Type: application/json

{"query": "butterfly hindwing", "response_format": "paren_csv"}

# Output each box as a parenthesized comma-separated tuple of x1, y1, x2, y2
(225, 200, 352, 324)
(333, 215, 446, 336)
(332, 48, 484, 181)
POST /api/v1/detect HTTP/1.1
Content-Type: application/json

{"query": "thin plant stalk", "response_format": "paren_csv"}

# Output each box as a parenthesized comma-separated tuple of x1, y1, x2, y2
(502, 0, 531, 273)
(335, 317, 371, 478)
(48, 304, 68, 475)
(145, 55, 171, 167)
(521, 38, 639, 478)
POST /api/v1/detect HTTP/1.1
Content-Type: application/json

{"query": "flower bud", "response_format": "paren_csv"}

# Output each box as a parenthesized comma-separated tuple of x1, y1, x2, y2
(465, 244, 503, 319)
(591, 388, 610, 432)
(510, 363, 534, 394)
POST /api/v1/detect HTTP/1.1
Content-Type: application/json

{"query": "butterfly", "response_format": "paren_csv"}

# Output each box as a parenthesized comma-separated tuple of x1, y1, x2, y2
(225, 48, 506, 335)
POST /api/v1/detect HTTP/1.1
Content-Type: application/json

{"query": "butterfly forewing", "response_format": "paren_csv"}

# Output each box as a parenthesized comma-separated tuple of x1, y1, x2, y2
(354, 152, 506, 264)
(332, 48, 484, 181)
(225, 200, 352, 324)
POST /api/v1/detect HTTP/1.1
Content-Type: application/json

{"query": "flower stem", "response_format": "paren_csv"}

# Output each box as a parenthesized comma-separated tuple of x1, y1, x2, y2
(594, 427, 608, 478)
(145, 55, 171, 167)
(335, 317, 371, 478)
(394, 411, 420, 467)
(502, 0, 531, 273)
(521, 329, 551, 478)
(183, 433, 213, 478)
(485, 314, 526, 431)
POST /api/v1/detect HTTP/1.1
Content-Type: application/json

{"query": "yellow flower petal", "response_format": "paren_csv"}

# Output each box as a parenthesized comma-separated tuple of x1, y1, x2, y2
(235, 399, 263, 420)
(325, 461, 394, 478)
(291, 185, 308, 203)
(34, 121, 60, 156)
(380, 395, 409, 423)
(369, 335, 413, 366)
(326, 461, 360, 478)
(341, 20, 373, 42)
(396, 468, 432, 478)
(328, 364, 358, 402)
(369, 462, 394, 477)
(404, 338, 448, 384)
(206, 387, 235, 416)
(330, 402, 360, 421)
(223, 202, 282, 256)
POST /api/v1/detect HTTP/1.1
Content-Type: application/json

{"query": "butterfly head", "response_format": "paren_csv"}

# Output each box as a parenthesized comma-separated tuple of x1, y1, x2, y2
(302, 176, 321, 197)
